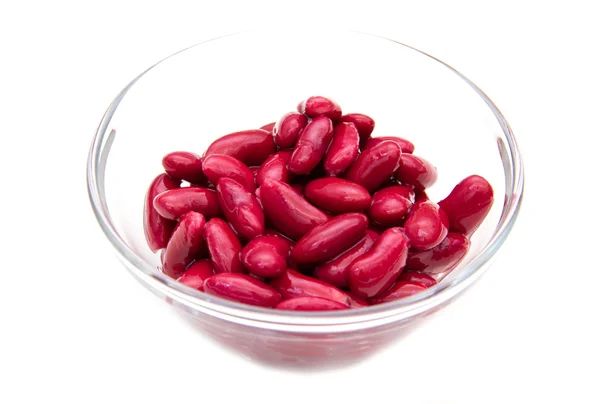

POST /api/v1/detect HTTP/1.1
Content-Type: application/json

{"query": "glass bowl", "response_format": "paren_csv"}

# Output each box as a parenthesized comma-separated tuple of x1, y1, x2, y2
(87, 30, 524, 368)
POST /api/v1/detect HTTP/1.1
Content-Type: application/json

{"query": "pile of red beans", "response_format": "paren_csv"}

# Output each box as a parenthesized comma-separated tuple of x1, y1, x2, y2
(144, 96, 494, 311)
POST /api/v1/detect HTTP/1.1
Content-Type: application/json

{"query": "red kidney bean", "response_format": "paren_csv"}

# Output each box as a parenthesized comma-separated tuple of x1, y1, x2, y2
(298, 96, 342, 120)
(256, 151, 293, 186)
(345, 293, 369, 308)
(368, 185, 415, 226)
(260, 122, 275, 132)
(241, 235, 289, 278)
(397, 270, 437, 288)
(204, 218, 243, 273)
(386, 184, 415, 201)
(314, 229, 379, 288)
(264, 229, 295, 249)
(176, 259, 214, 291)
(348, 227, 410, 299)
(162, 212, 206, 278)
(271, 269, 360, 307)
(216, 177, 264, 240)
(204, 273, 282, 307)
(144, 174, 180, 252)
(369, 281, 427, 305)
(274, 112, 309, 149)
(153, 187, 221, 220)
(304, 177, 371, 214)
(406, 232, 470, 275)
(275, 297, 349, 311)
(204, 129, 275, 166)
(404, 200, 449, 251)
(162, 151, 207, 184)
(288, 116, 334, 175)
(438, 175, 494, 235)
(345, 140, 402, 192)
(291, 213, 369, 264)
(259, 178, 329, 240)
(202, 154, 255, 192)
(324, 122, 360, 176)
(339, 113, 375, 140)
(363, 136, 415, 154)
(395, 154, 437, 191)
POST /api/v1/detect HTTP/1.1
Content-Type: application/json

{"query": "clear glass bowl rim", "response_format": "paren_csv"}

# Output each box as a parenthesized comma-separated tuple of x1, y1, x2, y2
(87, 30, 524, 333)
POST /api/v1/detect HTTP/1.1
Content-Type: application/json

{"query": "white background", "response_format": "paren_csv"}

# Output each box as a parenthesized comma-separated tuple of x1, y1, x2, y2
(1, 1, 599, 403)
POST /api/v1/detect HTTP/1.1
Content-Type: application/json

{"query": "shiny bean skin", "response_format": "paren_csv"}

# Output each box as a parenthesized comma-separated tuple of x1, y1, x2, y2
(202, 154, 255, 192)
(304, 178, 371, 214)
(144, 174, 181, 252)
(204, 218, 243, 273)
(241, 236, 290, 278)
(153, 187, 221, 220)
(339, 113, 375, 140)
(397, 270, 437, 288)
(264, 229, 295, 249)
(260, 122, 275, 132)
(176, 259, 214, 291)
(291, 213, 369, 264)
(216, 178, 264, 240)
(438, 175, 494, 235)
(204, 129, 276, 166)
(274, 112, 309, 149)
(404, 200, 449, 251)
(395, 154, 437, 191)
(162, 151, 207, 184)
(271, 269, 363, 308)
(345, 141, 402, 192)
(348, 227, 410, 299)
(256, 151, 293, 186)
(162, 212, 206, 278)
(405, 232, 470, 275)
(298, 96, 342, 120)
(368, 185, 415, 226)
(259, 178, 329, 240)
(275, 297, 349, 311)
(369, 281, 427, 305)
(363, 136, 415, 154)
(314, 230, 379, 288)
(204, 273, 282, 307)
(289, 116, 334, 175)
(345, 293, 369, 308)
(324, 122, 360, 176)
